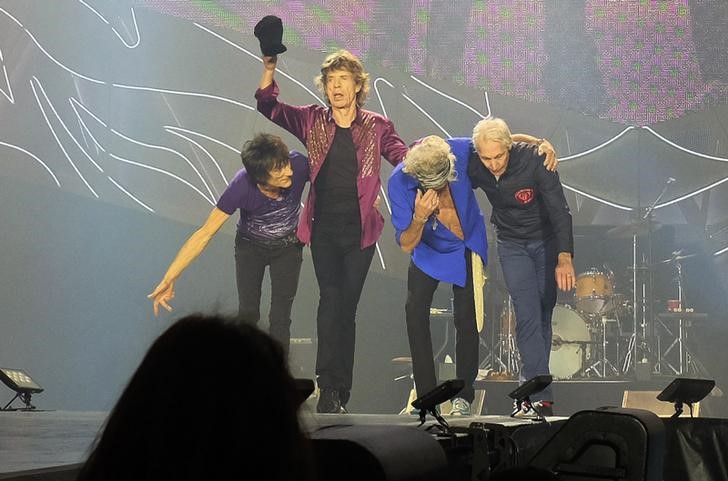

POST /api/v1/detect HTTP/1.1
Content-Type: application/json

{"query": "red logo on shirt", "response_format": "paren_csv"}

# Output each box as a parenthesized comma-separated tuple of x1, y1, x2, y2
(515, 188, 534, 204)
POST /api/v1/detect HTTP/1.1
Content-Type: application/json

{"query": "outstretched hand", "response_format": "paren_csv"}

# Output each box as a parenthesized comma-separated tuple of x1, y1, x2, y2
(147, 280, 175, 317)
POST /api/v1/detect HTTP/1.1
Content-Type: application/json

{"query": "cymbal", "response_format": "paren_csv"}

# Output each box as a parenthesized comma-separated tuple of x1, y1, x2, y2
(391, 356, 413, 365)
(627, 265, 652, 271)
(606, 220, 660, 239)
(430, 307, 452, 316)
(652, 250, 698, 266)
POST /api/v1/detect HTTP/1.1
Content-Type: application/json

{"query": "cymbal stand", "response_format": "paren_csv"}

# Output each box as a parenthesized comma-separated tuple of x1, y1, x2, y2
(622, 178, 674, 375)
(493, 297, 519, 375)
(585, 315, 620, 377)
(622, 233, 643, 373)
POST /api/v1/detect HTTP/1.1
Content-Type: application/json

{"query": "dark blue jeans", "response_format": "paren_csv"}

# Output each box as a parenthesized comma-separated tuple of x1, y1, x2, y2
(234, 232, 303, 356)
(497, 236, 558, 402)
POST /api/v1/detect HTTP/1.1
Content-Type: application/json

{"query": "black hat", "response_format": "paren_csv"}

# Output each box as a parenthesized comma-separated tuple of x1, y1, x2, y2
(254, 15, 287, 56)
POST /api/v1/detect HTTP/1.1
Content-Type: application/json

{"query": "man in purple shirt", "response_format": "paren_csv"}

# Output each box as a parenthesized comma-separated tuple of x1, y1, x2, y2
(148, 133, 309, 353)
(257, 50, 408, 413)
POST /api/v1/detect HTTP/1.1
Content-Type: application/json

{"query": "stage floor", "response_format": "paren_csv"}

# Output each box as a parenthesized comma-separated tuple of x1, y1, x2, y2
(0, 411, 105, 474)
(1, 410, 726, 481)
(0, 410, 564, 475)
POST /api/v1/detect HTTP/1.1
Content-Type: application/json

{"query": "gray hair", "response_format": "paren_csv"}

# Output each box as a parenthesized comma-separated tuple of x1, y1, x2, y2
(472, 117, 513, 149)
(403, 135, 457, 189)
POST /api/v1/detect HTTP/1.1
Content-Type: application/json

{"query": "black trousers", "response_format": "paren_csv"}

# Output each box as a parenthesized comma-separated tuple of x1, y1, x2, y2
(234, 232, 303, 355)
(310, 222, 375, 405)
(405, 252, 478, 403)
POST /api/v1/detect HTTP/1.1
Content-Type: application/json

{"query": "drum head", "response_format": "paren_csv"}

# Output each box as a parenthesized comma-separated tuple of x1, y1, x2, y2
(550, 305, 590, 379)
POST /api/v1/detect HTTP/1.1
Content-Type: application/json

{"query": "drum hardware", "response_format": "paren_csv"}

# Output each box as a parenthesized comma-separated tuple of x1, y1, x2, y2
(490, 297, 519, 377)
(656, 312, 708, 376)
(621, 251, 657, 374)
(572, 263, 629, 379)
(583, 316, 620, 378)
(653, 254, 704, 376)
(605, 219, 661, 239)
(608, 216, 658, 363)
(617, 178, 674, 375)
(650, 250, 697, 266)
(490, 300, 633, 380)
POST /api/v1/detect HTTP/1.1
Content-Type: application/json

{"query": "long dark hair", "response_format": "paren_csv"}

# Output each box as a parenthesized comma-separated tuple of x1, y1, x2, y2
(77, 314, 313, 481)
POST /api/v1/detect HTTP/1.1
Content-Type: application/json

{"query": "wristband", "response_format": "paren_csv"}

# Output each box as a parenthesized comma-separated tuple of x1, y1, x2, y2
(412, 213, 428, 225)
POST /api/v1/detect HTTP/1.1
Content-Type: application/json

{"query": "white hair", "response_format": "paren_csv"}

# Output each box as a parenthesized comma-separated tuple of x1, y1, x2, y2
(472, 117, 513, 149)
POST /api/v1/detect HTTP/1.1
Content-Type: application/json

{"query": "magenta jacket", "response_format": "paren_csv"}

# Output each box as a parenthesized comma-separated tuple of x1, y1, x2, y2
(256, 81, 408, 248)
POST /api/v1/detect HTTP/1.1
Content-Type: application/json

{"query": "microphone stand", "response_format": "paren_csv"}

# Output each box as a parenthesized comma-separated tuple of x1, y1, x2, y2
(641, 177, 675, 221)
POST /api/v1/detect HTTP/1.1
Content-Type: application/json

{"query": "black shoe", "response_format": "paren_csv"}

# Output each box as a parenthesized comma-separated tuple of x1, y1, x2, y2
(534, 400, 554, 417)
(317, 389, 342, 413)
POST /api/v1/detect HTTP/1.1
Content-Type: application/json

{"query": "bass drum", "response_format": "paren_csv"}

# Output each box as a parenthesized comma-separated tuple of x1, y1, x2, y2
(550, 305, 590, 379)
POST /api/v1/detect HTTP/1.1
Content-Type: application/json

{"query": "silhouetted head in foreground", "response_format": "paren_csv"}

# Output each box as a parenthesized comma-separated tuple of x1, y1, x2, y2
(77, 313, 312, 481)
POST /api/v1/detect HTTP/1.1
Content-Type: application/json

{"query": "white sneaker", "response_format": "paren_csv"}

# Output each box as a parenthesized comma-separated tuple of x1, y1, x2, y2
(449, 397, 472, 416)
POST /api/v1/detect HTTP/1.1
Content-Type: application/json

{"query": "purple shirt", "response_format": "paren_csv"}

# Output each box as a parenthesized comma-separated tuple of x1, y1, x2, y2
(255, 81, 408, 248)
(216, 151, 308, 242)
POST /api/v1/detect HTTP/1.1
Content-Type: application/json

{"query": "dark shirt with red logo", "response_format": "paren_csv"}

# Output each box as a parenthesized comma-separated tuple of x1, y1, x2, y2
(468, 142, 574, 255)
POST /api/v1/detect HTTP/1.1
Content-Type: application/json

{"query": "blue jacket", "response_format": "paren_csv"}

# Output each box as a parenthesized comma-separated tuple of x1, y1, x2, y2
(388, 138, 488, 287)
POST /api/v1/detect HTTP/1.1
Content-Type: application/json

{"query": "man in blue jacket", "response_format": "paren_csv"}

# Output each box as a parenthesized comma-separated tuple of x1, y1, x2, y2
(388, 136, 488, 416)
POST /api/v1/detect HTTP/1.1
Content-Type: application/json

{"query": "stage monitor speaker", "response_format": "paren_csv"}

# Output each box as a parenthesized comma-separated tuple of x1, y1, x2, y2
(310, 425, 449, 481)
(529, 407, 665, 481)
(622, 390, 700, 418)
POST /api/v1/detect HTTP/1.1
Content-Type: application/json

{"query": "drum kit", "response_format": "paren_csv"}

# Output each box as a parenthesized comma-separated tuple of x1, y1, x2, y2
(492, 266, 630, 380)
(484, 178, 713, 381)
(489, 221, 705, 381)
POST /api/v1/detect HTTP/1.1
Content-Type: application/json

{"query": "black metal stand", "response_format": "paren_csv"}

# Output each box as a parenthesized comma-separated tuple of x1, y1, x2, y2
(2, 392, 37, 411)
(417, 407, 451, 431)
